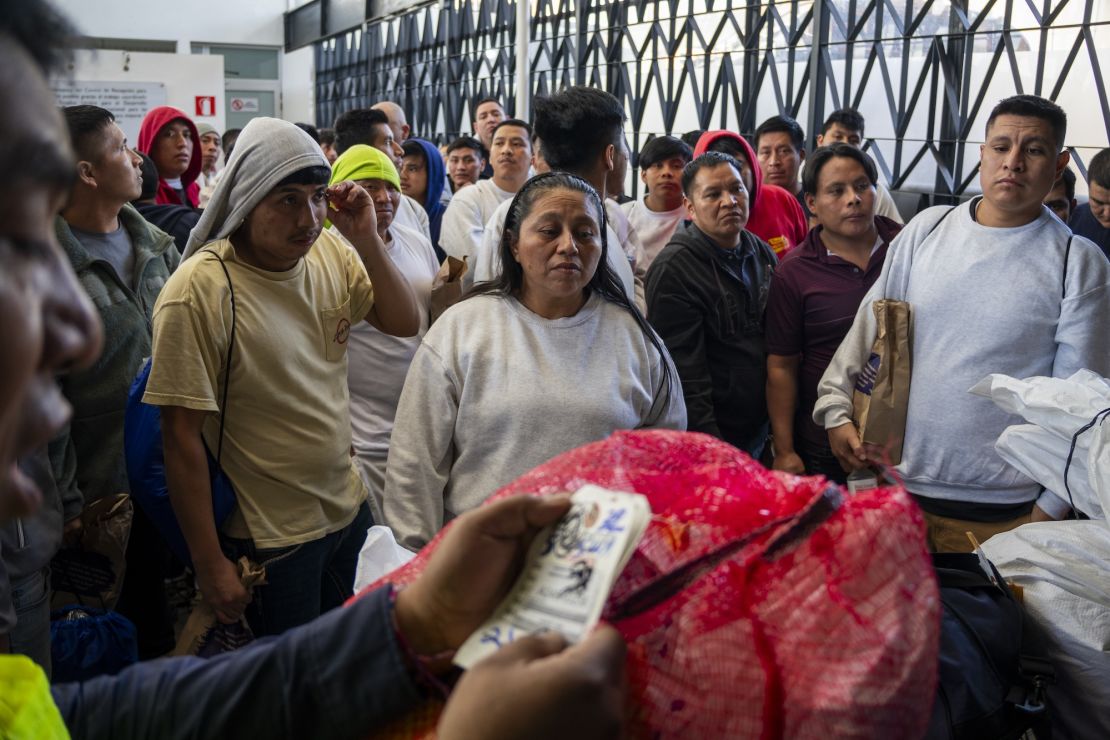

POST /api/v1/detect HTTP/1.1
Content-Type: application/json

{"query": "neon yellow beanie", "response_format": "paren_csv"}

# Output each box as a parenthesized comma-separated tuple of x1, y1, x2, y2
(329, 144, 401, 191)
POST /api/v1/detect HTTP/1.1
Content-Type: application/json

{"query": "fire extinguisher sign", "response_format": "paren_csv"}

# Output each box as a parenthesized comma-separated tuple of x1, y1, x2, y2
(195, 96, 216, 117)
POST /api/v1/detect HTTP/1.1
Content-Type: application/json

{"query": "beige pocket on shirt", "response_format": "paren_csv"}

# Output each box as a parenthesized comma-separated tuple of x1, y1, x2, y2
(320, 297, 352, 362)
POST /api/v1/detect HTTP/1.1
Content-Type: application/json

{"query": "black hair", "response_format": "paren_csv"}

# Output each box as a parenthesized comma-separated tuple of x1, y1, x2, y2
(821, 108, 866, 137)
(333, 108, 391, 155)
(135, 152, 159, 201)
(446, 135, 484, 157)
(1088, 148, 1110, 189)
(222, 128, 242, 160)
(61, 105, 115, 161)
(468, 171, 674, 421)
(295, 122, 320, 143)
(638, 135, 693, 169)
(274, 166, 332, 188)
(492, 118, 533, 140)
(705, 135, 750, 163)
(802, 143, 878, 196)
(533, 86, 625, 174)
(987, 95, 1067, 153)
(0, 0, 75, 75)
(319, 127, 336, 146)
(755, 115, 805, 152)
(680, 130, 705, 149)
(681, 151, 741, 196)
(1056, 167, 1077, 200)
(474, 97, 503, 112)
(401, 139, 426, 161)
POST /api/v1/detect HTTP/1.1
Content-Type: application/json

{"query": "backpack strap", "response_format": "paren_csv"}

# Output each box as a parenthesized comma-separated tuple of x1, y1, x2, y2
(203, 251, 236, 467)
(1061, 235, 1073, 300)
(924, 203, 960, 239)
(881, 204, 958, 300)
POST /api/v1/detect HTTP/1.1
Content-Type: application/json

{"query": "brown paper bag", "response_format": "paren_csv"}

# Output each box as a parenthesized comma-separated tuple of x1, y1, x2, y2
(851, 299, 913, 464)
(51, 493, 134, 611)
(429, 256, 468, 323)
(173, 556, 266, 656)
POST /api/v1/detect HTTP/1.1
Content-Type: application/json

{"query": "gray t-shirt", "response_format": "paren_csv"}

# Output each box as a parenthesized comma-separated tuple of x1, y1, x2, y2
(71, 221, 135, 288)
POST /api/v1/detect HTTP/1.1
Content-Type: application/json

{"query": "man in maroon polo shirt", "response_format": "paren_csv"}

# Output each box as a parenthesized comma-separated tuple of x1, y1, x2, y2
(765, 143, 902, 482)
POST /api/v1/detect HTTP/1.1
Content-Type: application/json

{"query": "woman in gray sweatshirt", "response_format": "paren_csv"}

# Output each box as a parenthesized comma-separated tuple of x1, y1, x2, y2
(384, 173, 687, 550)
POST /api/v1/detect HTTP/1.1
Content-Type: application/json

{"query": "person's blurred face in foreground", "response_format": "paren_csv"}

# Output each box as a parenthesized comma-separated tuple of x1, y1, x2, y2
(0, 38, 101, 520)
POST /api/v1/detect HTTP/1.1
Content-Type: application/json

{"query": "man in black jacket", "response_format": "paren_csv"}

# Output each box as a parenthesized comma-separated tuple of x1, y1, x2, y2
(647, 151, 777, 456)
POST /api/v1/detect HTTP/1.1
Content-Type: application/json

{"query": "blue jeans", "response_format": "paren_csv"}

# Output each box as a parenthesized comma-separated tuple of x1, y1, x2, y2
(9, 567, 52, 678)
(222, 502, 372, 637)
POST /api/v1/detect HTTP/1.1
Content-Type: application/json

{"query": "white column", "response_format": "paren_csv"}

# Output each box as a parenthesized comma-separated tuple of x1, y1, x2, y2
(515, 0, 530, 119)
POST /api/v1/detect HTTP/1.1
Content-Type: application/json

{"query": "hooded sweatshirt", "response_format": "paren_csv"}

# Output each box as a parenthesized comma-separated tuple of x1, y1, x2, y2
(694, 130, 808, 258)
(182, 117, 329, 259)
(137, 107, 203, 208)
(407, 138, 447, 261)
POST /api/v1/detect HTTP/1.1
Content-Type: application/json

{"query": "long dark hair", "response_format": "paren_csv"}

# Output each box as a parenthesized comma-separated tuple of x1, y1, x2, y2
(469, 171, 675, 421)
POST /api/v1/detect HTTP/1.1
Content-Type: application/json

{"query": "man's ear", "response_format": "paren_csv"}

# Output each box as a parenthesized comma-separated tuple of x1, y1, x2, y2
(805, 192, 817, 213)
(640, 168, 650, 187)
(816, 134, 825, 147)
(683, 194, 695, 222)
(76, 160, 97, 188)
(1055, 150, 1071, 181)
(604, 143, 616, 172)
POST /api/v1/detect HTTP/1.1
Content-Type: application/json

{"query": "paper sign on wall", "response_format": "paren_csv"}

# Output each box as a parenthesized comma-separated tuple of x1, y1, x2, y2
(50, 81, 166, 143)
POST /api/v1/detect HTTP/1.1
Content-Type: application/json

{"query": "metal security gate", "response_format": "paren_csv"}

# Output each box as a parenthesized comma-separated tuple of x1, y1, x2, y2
(292, 0, 1110, 202)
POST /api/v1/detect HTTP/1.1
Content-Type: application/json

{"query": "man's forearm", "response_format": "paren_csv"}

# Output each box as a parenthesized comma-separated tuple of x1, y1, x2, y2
(353, 232, 420, 337)
(766, 358, 799, 453)
(52, 587, 422, 740)
(162, 412, 222, 568)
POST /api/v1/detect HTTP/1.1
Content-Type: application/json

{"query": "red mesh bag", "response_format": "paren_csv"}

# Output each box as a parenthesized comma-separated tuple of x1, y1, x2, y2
(359, 430, 939, 738)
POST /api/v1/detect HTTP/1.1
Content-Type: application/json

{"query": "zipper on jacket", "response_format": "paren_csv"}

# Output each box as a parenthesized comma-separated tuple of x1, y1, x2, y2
(16, 518, 25, 549)
(89, 258, 155, 333)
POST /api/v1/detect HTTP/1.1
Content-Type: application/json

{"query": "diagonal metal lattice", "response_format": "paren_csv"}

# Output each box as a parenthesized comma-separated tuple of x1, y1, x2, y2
(312, 0, 1110, 200)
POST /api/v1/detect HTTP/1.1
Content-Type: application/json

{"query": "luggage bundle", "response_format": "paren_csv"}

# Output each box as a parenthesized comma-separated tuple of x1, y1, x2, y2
(358, 430, 940, 738)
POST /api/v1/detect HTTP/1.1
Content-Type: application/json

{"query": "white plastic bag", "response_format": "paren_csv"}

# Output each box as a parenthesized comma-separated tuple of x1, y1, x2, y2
(996, 424, 1100, 520)
(970, 369, 1110, 521)
(353, 525, 416, 593)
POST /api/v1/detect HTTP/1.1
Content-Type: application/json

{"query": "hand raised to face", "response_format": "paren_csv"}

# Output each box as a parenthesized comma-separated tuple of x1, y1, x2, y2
(326, 180, 379, 244)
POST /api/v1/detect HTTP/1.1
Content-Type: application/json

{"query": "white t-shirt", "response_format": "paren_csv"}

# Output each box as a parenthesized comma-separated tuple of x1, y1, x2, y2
(471, 198, 645, 311)
(620, 198, 686, 270)
(439, 179, 516, 263)
(393, 194, 432, 242)
(345, 223, 439, 518)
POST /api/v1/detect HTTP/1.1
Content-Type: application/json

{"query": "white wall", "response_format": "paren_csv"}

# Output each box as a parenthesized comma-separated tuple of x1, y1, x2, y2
(53, 0, 316, 125)
(54, 50, 225, 141)
(54, 0, 287, 50)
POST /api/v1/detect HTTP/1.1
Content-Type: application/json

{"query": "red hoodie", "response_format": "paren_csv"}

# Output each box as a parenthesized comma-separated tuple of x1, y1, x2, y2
(694, 130, 808, 258)
(137, 106, 202, 208)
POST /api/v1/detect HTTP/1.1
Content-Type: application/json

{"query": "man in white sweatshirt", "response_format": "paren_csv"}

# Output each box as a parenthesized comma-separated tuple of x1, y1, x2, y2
(814, 94, 1110, 552)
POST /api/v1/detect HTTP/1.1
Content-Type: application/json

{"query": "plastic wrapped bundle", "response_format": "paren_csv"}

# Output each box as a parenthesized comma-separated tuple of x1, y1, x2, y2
(359, 430, 939, 738)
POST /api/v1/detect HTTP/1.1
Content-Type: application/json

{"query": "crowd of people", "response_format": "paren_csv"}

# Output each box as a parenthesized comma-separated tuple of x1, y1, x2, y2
(1, 0, 1108, 736)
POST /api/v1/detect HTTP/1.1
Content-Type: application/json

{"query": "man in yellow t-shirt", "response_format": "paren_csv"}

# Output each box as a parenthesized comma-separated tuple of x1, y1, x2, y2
(144, 118, 420, 636)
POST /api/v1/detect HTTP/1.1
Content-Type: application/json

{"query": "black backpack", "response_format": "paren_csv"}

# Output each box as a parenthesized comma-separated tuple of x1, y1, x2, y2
(926, 552, 1055, 740)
